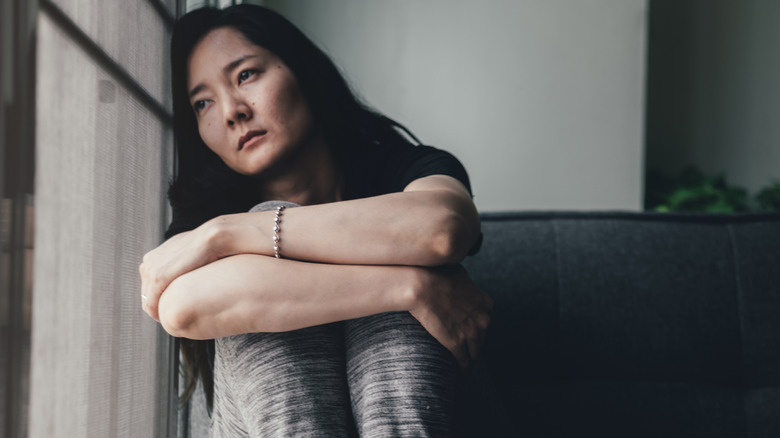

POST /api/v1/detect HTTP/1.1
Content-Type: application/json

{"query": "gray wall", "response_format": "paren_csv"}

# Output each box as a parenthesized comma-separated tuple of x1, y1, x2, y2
(646, 0, 780, 194)
(265, 0, 648, 211)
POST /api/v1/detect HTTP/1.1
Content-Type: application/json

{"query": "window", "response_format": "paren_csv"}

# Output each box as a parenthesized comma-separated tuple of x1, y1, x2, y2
(1, 2, 267, 437)
(3, 0, 179, 436)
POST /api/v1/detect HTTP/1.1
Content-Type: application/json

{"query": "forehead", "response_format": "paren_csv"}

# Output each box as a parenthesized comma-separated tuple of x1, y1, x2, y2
(187, 27, 271, 86)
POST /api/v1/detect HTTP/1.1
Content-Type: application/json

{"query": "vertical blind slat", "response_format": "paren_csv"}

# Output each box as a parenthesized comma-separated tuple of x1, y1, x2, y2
(30, 6, 174, 438)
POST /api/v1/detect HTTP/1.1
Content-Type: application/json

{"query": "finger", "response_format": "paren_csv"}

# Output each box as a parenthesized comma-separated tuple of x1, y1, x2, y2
(453, 341, 470, 370)
(141, 286, 154, 319)
(147, 286, 160, 322)
(486, 296, 494, 311)
(140, 276, 161, 322)
(466, 332, 481, 364)
(441, 334, 468, 370)
(139, 264, 147, 301)
(140, 281, 149, 313)
(477, 322, 489, 348)
(139, 263, 155, 315)
(141, 281, 149, 307)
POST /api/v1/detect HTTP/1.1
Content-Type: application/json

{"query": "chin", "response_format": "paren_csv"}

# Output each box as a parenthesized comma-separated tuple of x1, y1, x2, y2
(239, 160, 278, 178)
(236, 166, 269, 178)
(227, 154, 272, 177)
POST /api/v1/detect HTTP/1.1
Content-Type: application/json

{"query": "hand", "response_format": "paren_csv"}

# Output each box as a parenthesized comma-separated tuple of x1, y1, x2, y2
(139, 220, 229, 321)
(408, 265, 493, 369)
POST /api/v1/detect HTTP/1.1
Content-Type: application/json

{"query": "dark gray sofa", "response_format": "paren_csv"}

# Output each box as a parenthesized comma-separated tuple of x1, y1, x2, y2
(462, 211, 780, 437)
(182, 211, 780, 437)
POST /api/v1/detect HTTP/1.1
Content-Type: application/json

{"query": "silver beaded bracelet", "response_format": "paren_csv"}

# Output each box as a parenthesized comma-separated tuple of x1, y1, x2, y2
(273, 205, 284, 258)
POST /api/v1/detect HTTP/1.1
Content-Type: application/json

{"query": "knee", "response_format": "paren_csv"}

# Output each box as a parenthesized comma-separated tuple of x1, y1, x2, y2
(345, 312, 457, 374)
(248, 200, 300, 213)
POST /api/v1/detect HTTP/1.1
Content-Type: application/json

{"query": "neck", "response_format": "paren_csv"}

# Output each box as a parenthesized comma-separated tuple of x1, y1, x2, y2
(255, 135, 343, 206)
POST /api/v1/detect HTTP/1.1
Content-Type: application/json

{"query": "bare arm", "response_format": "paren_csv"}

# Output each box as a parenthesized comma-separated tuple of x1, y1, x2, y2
(141, 175, 480, 318)
(157, 255, 492, 368)
(140, 173, 490, 366)
(158, 255, 415, 338)
(212, 174, 480, 265)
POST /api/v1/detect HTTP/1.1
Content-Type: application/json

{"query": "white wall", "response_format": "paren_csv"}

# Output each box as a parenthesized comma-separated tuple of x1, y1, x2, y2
(646, 0, 780, 195)
(266, 0, 648, 211)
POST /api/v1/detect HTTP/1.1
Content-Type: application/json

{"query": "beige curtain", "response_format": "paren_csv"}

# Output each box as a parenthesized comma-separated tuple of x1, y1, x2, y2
(29, 1, 177, 436)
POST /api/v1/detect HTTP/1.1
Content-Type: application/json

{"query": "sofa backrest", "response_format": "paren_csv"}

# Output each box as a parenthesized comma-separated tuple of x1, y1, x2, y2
(463, 212, 780, 438)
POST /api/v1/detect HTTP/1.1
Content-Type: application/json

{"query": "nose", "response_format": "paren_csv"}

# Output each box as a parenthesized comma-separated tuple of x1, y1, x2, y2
(225, 96, 252, 126)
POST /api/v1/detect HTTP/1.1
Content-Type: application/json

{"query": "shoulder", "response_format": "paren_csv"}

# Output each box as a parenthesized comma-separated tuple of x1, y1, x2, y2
(343, 141, 471, 199)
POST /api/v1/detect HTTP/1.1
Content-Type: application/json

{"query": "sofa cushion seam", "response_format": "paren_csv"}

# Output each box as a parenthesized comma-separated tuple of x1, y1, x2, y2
(727, 223, 749, 436)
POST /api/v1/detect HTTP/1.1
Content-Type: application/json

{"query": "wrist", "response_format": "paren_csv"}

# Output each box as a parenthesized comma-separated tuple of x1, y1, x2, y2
(403, 266, 431, 313)
(245, 209, 283, 258)
(204, 214, 245, 258)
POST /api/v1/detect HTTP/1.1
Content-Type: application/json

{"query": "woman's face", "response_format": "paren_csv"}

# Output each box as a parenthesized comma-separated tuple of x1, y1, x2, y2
(187, 27, 317, 177)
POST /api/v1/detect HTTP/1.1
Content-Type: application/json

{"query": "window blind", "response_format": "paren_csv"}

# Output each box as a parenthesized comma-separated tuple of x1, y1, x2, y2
(28, 1, 177, 436)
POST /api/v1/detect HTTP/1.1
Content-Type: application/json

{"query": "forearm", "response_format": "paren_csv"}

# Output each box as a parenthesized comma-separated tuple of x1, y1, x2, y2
(210, 177, 480, 266)
(157, 254, 419, 339)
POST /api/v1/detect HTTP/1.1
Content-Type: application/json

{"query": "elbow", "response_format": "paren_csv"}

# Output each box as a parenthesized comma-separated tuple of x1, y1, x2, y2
(159, 309, 195, 339)
(425, 211, 479, 265)
(158, 278, 200, 339)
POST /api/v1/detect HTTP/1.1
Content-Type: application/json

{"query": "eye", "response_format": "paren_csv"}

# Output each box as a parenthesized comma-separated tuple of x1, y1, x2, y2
(238, 69, 256, 84)
(193, 100, 209, 112)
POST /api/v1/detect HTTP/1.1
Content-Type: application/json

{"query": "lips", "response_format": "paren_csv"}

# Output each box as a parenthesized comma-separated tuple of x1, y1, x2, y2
(238, 130, 267, 150)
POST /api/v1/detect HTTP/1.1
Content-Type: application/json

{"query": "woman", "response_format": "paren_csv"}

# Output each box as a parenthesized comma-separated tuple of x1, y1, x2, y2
(139, 4, 492, 437)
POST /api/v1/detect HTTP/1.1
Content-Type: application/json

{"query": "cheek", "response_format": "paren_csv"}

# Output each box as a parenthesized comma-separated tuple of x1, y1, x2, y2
(276, 87, 313, 131)
(198, 120, 221, 152)
(262, 75, 307, 119)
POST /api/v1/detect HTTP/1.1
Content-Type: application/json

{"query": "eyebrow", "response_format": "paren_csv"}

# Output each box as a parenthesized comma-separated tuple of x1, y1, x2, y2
(188, 54, 260, 99)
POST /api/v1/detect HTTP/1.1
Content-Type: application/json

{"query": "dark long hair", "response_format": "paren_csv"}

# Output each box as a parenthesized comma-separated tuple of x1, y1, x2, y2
(168, 4, 419, 410)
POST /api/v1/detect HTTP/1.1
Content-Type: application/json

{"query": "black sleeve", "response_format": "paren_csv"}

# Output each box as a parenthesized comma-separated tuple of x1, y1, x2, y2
(344, 142, 472, 199)
(380, 143, 473, 195)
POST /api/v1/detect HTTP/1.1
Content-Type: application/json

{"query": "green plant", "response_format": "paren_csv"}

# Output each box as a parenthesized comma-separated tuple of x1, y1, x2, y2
(645, 167, 749, 213)
(755, 180, 780, 211)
